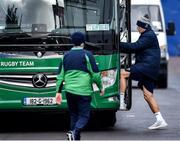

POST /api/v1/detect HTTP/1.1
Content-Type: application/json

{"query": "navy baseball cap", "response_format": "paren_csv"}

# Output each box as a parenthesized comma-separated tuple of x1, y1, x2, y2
(71, 32, 85, 46)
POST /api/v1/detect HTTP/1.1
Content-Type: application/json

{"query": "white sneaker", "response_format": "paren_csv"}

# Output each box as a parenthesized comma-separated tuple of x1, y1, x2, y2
(120, 102, 127, 110)
(148, 120, 168, 130)
(66, 131, 75, 141)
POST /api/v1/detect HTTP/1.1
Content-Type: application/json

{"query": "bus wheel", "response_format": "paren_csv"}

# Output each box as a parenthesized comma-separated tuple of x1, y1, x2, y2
(90, 111, 116, 127)
(158, 73, 168, 88)
(102, 111, 116, 127)
(157, 67, 168, 88)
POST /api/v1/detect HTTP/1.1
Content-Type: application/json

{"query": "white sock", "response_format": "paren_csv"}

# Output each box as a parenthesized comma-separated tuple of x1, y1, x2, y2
(120, 92, 125, 95)
(120, 92, 125, 103)
(155, 112, 164, 122)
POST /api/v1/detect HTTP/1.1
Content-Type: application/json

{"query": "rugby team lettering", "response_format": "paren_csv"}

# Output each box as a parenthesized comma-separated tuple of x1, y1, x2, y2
(0, 61, 34, 67)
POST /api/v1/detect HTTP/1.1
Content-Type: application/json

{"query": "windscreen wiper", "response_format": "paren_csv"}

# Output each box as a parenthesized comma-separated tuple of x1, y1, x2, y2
(84, 41, 101, 50)
(0, 32, 31, 40)
(0, 44, 74, 52)
(16, 33, 71, 40)
(15, 33, 72, 45)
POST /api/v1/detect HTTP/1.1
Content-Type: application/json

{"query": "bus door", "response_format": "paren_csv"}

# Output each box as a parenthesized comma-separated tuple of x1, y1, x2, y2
(119, 0, 132, 110)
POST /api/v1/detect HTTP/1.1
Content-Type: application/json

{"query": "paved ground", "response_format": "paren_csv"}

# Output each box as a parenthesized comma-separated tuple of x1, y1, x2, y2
(0, 57, 180, 140)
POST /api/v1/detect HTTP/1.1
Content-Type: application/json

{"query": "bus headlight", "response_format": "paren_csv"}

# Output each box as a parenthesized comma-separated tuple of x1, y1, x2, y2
(101, 69, 117, 88)
(92, 69, 117, 91)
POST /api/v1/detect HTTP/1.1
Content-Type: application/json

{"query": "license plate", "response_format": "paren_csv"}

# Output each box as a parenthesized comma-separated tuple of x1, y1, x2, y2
(24, 97, 56, 106)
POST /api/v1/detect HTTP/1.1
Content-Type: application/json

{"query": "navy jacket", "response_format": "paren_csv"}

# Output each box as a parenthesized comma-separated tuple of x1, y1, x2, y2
(120, 28, 160, 80)
(56, 47, 102, 96)
(63, 48, 99, 73)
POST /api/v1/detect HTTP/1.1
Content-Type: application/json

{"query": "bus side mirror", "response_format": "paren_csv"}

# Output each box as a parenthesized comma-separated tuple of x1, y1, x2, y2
(166, 22, 176, 36)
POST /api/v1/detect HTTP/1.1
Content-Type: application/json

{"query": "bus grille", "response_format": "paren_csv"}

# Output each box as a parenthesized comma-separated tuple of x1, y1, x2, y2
(0, 74, 57, 88)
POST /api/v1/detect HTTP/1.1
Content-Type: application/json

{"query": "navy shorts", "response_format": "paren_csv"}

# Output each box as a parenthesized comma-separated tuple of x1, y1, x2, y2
(127, 67, 155, 93)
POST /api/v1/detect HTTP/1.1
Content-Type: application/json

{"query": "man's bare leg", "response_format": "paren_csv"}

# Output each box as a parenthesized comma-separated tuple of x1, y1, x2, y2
(143, 86, 168, 129)
(143, 86, 159, 113)
(120, 69, 130, 110)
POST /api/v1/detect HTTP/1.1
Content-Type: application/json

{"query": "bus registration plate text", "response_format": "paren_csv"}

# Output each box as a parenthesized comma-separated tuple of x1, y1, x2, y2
(24, 97, 56, 106)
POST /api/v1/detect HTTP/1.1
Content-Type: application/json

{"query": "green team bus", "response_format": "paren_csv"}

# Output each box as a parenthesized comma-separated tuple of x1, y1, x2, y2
(0, 0, 131, 126)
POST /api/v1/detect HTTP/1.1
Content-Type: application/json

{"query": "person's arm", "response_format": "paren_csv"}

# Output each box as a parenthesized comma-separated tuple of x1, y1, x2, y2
(120, 35, 152, 53)
(56, 60, 64, 104)
(86, 52, 104, 95)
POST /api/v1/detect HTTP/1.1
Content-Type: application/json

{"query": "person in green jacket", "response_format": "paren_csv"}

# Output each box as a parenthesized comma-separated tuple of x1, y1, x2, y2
(56, 32, 104, 140)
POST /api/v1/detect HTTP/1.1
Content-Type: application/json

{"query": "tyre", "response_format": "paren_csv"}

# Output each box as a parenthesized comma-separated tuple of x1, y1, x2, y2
(158, 73, 168, 88)
(101, 111, 116, 127)
(89, 111, 116, 128)
(157, 62, 168, 88)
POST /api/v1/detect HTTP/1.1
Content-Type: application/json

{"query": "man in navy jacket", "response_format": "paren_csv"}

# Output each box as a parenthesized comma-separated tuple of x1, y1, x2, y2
(120, 14, 168, 130)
